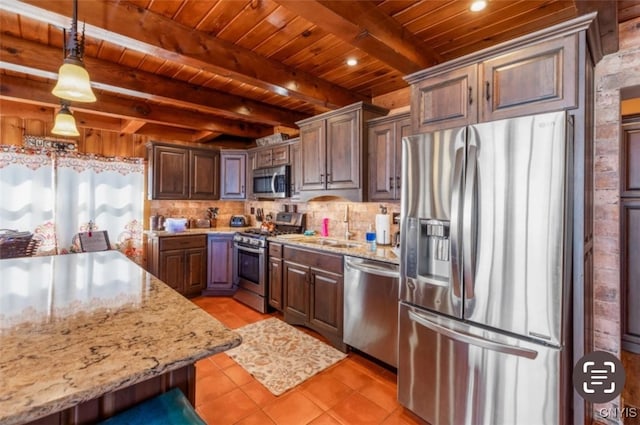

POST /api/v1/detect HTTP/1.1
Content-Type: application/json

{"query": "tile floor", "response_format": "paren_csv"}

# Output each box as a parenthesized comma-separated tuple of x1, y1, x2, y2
(192, 296, 428, 425)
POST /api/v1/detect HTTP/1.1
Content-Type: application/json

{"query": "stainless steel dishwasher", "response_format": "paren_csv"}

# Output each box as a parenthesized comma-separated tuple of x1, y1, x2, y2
(343, 256, 400, 368)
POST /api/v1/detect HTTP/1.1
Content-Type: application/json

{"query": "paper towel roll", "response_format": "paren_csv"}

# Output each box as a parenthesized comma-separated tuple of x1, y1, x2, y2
(375, 214, 391, 245)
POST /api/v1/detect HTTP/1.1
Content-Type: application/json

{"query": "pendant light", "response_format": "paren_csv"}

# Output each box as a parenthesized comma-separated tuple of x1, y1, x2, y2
(51, 101, 80, 137)
(51, 0, 96, 103)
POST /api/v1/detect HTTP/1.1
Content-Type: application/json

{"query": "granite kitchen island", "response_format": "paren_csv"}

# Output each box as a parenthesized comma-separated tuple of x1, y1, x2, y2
(0, 250, 241, 425)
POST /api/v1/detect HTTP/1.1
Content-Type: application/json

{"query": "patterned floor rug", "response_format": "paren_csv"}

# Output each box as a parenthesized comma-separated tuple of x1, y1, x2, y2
(225, 318, 347, 396)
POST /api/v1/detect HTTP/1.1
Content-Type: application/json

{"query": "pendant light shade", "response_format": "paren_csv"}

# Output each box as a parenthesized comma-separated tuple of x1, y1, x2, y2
(52, 59, 96, 102)
(52, 102, 80, 137)
(52, 0, 96, 103)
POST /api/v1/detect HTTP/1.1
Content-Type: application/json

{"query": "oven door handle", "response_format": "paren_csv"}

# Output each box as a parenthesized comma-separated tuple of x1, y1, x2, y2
(234, 244, 264, 255)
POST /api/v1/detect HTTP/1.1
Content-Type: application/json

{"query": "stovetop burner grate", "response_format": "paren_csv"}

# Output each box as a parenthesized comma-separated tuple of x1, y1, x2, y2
(241, 227, 302, 237)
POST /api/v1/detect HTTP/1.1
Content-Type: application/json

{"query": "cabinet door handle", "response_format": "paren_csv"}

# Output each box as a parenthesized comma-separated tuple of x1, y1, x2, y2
(326, 173, 331, 183)
(468, 87, 473, 105)
(396, 176, 401, 190)
(320, 173, 324, 184)
(389, 177, 394, 189)
(485, 81, 491, 101)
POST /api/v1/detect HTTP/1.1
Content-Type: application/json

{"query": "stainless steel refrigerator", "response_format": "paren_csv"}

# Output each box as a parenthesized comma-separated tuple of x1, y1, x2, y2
(398, 111, 573, 425)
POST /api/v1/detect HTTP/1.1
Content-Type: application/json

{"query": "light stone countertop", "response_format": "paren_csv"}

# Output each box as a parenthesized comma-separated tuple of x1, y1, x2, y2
(0, 251, 241, 425)
(145, 226, 250, 237)
(268, 234, 400, 265)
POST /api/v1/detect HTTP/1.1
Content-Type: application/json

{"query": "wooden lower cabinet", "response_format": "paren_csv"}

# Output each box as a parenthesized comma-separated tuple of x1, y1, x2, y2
(26, 365, 195, 425)
(203, 234, 234, 296)
(282, 245, 345, 351)
(147, 234, 207, 297)
(268, 242, 284, 311)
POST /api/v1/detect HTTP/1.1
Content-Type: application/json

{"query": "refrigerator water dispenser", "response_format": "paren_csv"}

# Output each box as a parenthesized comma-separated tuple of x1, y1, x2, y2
(404, 217, 450, 287)
(418, 219, 450, 284)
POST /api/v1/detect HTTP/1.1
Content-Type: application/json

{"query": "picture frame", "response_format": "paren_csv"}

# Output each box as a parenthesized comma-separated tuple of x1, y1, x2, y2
(78, 231, 111, 252)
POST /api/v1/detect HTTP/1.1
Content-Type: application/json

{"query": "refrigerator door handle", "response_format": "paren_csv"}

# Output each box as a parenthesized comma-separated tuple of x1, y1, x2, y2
(450, 132, 465, 300)
(408, 309, 538, 360)
(463, 128, 478, 301)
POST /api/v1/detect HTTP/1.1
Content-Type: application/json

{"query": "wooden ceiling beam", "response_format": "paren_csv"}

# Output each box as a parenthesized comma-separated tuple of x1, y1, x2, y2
(10, 0, 367, 109)
(120, 119, 146, 134)
(0, 34, 306, 127)
(192, 131, 219, 143)
(134, 124, 207, 143)
(0, 99, 54, 121)
(73, 112, 124, 133)
(574, 0, 619, 55)
(273, 0, 442, 74)
(0, 74, 270, 139)
(618, 1, 640, 23)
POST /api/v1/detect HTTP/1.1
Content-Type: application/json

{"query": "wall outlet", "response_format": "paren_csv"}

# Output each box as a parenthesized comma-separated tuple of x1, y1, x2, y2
(393, 213, 400, 224)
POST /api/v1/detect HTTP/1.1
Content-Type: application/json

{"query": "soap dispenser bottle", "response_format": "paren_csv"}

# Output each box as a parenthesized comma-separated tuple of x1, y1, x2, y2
(366, 224, 376, 251)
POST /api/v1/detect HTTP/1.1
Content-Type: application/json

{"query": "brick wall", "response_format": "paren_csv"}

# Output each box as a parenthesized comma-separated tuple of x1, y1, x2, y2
(594, 17, 640, 425)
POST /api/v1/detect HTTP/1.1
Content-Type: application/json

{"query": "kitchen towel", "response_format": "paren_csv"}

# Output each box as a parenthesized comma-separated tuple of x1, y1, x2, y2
(375, 214, 391, 245)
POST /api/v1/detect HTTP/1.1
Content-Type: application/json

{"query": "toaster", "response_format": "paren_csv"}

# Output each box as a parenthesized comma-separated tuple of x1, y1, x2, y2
(229, 215, 247, 227)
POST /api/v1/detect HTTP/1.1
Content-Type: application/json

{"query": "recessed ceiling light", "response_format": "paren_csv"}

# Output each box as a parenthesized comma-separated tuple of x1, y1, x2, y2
(470, 0, 487, 12)
(346, 58, 358, 67)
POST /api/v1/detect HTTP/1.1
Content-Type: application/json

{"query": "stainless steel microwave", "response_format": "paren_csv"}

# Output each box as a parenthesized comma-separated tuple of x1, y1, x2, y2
(252, 165, 290, 199)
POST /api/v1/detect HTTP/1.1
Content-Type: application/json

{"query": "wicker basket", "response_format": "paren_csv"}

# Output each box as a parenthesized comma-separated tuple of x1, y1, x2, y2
(0, 230, 41, 259)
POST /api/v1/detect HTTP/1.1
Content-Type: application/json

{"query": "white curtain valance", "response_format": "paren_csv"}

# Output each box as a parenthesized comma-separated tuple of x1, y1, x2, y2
(0, 145, 144, 263)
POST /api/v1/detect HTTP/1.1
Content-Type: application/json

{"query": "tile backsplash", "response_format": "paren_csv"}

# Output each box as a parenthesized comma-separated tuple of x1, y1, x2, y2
(148, 200, 245, 227)
(148, 198, 400, 245)
(244, 199, 400, 245)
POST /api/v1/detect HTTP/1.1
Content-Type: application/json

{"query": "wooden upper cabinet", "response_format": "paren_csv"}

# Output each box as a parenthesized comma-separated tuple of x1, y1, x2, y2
(150, 145, 189, 199)
(300, 120, 326, 191)
(408, 33, 577, 133)
(246, 150, 257, 200)
(271, 145, 290, 166)
(256, 149, 273, 169)
(326, 111, 360, 190)
(148, 143, 219, 200)
(480, 35, 577, 122)
(368, 113, 411, 201)
(296, 102, 388, 201)
(255, 145, 290, 169)
(289, 139, 302, 199)
(220, 151, 247, 199)
(412, 64, 478, 133)
(190, 149, 220, 200)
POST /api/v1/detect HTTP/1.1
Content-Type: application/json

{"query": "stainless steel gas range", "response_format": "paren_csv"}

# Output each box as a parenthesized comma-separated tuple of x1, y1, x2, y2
(232, 211, 305, 313)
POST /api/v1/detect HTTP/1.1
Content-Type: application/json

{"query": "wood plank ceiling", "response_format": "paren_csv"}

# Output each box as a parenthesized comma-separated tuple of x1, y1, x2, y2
(0, 0, 636, 145)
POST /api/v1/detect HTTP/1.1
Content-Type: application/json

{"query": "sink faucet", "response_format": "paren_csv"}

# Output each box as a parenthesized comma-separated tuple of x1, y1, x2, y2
(344, 221, 353, 240)
(344, 206, 352, 240)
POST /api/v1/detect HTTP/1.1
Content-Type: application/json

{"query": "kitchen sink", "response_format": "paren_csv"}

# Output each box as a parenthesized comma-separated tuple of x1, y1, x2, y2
(329, 242, 362, 248)
(303, 239, 362, 249)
